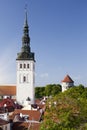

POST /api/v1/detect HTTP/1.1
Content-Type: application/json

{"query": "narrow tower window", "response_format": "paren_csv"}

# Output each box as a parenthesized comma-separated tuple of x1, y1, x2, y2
(20, 64, 22, 68)
(27, 64, 29, 68)
(24, 64, 26, 68)
(23, 76, 26, 82)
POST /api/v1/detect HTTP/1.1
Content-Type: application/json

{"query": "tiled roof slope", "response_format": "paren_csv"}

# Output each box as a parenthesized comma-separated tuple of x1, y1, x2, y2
(62, 75, 74, 83)
(12, 109, 41, 121)
(0, 86, 16, 96)
(11, 109, 41, 130)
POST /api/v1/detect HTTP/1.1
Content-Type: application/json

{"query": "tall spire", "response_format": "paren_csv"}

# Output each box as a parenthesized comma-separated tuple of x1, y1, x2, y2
(22, 9, 30, 52)
(16, 9, 35, 61)
(25, 9, 28, 27)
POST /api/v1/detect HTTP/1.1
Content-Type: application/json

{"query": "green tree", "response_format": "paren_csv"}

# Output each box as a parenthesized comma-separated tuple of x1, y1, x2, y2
(45, 84, 53, 96)
(81, 87, 87, 98)
(64, 85, 85, 99)
(40, 86, 87, 130)
(35, 87, 45, 98)
(51, 84, 61, 96)
(45, 84, 61, 96)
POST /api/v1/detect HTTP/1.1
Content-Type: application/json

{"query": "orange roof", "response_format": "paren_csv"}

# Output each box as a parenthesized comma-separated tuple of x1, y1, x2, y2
(12, 109, 41, 130)
(62, 75, 74, 83)
(13, 109, 41, 121)
(0, 85, 16, 96)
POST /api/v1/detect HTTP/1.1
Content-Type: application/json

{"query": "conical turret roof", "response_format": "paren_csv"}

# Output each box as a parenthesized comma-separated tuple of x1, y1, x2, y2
(62, 75, 74, 83)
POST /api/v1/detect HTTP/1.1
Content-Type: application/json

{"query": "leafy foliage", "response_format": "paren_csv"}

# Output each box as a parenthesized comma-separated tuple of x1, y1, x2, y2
(35, 84, 61, 98)
(40, 85, 87, 130)
(35, 87, 45, 98)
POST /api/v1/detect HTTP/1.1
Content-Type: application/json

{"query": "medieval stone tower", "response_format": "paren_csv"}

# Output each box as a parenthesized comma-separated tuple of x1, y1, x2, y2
(16, 11, 35, 105)
(61, 75, 74, 92)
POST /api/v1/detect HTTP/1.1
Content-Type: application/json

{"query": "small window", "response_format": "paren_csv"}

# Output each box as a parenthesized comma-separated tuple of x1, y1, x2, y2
(27, 64, 29, 68)
(20, 64, 22, 68)
(23, 76, 26, 82)
(24, 64, 26, 68)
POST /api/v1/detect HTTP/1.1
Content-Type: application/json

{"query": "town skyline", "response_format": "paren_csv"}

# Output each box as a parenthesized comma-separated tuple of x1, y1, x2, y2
(0, 0, 87, 86)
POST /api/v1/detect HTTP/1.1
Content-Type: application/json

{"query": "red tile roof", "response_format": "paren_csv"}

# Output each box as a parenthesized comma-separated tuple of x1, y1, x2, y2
(12, 109, 41, 121)
(0, 86, 16, 96)
(11, 109, 41, 130)
(0, 98, 15, 107)
(62, 75, 74, 83)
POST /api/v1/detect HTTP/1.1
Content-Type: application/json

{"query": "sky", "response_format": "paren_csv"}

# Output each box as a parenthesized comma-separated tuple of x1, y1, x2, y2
(0, 0, 87, 86)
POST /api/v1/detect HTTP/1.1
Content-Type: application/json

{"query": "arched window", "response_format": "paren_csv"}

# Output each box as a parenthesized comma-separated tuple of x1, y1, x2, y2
(20, 64, 22, 68)
(27, 64, 29, 68)
(23, 76, 26, 82)
(24, 64, 26, 68)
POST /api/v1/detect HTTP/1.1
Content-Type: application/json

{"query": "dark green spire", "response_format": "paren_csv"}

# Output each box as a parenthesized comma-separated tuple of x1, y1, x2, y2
(22, 11, 30, 53)
(16, 11, 35, 61)
(22, 11, 30, 45)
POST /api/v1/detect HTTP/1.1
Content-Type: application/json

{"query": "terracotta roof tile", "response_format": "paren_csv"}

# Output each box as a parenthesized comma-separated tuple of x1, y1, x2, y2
(12, 109, 41, 121)
(62, 75, 74, 83)
(0, 86, 16, 96)
(11, 109, 41, 130)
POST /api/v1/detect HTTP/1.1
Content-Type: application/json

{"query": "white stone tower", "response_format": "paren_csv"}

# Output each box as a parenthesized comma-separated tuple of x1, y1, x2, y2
(16, 12, 35, 105)
(61, 75, 74, 92)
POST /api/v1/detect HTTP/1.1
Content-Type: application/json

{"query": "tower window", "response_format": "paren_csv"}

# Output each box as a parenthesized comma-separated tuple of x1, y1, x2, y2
(23, 76, 26, 82)
(24, 64, 26, 68)
(20, 64, 22, 68)
(27, 64, 29, 68)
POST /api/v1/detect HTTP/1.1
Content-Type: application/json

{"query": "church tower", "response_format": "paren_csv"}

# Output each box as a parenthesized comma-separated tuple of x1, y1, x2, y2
(16, 11, 35, 105)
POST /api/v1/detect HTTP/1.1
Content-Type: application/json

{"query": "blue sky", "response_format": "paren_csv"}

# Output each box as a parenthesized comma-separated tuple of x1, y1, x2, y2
(0, 0, 87, 86)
